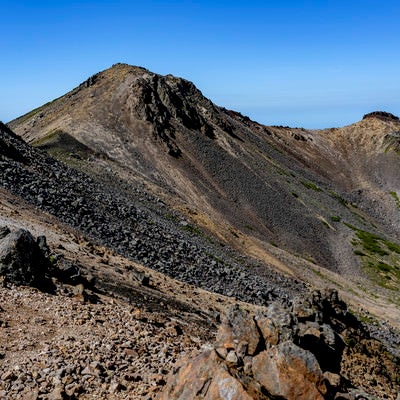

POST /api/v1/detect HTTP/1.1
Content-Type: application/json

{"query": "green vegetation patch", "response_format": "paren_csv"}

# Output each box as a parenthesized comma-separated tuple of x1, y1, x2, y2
(328, 190, 348, 207)
(346, 223, 400, 290)
(31, 129, 62, 147)
(301, 181, 322, 192)
(354, 230, 389, 256)
(32, 130, 101, 166)
(182, 223, 214, 244)
(390, 191, 400, 210)
(330, 215, 341, 222)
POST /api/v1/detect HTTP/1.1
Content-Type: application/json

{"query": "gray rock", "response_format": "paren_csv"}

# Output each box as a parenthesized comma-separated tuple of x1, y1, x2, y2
(0, 229, 53, 291)
(0, 226, 10, 240)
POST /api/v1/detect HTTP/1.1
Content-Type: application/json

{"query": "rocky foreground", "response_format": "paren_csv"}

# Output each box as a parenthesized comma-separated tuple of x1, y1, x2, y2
(0, 226, 399, 399)
(162, 291, 400, 399)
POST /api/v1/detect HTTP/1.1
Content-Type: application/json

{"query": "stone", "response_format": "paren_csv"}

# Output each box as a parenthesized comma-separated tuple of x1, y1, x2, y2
(215, 347, 228, 359)
(235, 341, 248, 359)
(47, 385, 66, 400)
(264, 302, 294, 341)
(160, 349, 252, 400)
(160, 350, 221, 399)
(225, 350, 238, 365)
(0, 226, 10, 240)
(252, 341, 326, 400)
(323, 371, 341, 388)
(216, 306, 260, 355)
(109, 381, 123, 393)
(130, 270, 150, 286)
(292, 298, 316, 321)
(255, 316, 279, 346)
(0, 229, 53, 291)
(206, 368, 253, 400)
(57, 260, 82, 284)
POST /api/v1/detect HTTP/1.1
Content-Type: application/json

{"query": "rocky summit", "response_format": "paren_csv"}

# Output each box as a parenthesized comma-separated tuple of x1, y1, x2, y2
(0, 64, 399, 399)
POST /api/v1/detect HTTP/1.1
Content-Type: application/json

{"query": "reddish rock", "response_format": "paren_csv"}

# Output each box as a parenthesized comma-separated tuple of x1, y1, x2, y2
(160, 351, 217, 399)
(255, 316, 279, 346)
(206, 368, 253, 400)
(252, 341, 327, 400)
(160, 349, 251, 399)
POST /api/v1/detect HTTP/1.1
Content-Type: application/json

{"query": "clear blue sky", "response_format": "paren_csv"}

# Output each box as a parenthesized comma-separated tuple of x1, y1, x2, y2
(1, 0, 399, 128)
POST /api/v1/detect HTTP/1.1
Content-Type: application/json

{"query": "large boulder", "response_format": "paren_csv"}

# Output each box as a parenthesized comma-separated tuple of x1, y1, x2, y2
(0, 228, 53, 291)
(252, 341, 326, 400)
(215, 305, 260, 356)
(160, 350, 252, 400)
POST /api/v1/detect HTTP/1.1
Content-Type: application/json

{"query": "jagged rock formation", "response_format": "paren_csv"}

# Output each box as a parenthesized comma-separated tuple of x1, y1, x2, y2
(161, 290, 400, 399)
(363, 111, 399, 122)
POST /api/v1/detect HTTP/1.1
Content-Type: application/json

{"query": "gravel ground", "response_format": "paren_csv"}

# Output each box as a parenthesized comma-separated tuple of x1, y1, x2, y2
(0, 284, 210, 400)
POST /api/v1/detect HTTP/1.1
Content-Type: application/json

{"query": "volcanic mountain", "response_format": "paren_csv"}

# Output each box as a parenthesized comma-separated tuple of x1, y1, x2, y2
(1, 63, 400, 398)
(9, 64, 400, 307)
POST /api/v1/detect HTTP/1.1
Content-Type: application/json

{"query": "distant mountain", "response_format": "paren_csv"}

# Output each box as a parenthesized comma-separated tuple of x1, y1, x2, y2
(8, 63, 400, 313)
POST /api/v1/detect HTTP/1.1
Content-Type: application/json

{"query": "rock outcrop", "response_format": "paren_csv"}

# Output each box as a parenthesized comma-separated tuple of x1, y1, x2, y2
(362, 111, 399, 122)
(161, 290, 400, 399)
(0, 227, 53, 291)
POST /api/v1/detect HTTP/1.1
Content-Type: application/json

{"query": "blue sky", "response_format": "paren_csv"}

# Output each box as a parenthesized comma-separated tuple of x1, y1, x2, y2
(1, 0, 399, 128)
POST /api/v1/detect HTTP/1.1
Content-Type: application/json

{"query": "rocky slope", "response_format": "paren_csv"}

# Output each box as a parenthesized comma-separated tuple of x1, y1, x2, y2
(8, 64, 400, 320)
(0, 218, 398, 399)
(162, 290, 400, 399)
(0, 204, 223, 399)
(0, 121, 304, 306)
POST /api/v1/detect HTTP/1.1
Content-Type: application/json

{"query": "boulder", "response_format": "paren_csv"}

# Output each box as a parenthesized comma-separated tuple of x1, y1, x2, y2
(216, 305, 260, 355)
(161, 350, 252, 400)
(0, 228, 53, 291)
(255, 316, 279, 346)
(252, 341, 326, 400)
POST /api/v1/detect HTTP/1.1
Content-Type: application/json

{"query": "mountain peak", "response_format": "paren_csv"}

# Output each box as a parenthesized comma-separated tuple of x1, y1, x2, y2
(362, 111, 399, 123)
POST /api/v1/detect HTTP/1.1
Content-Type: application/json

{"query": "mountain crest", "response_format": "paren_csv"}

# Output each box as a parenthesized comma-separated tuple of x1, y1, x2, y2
(362, 111, 399, 122)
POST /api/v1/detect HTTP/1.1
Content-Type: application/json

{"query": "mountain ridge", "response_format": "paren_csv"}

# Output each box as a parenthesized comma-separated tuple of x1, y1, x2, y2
(8, 64, 400, 278)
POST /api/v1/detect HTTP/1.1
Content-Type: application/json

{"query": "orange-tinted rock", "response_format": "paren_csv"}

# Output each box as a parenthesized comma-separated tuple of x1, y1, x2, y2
(160, 349, 252, 400)
(206, 368, 253, 400)
(160, 351, 219, 399)
(252, 341, 326, 400)
(255, 317, 279, 346)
